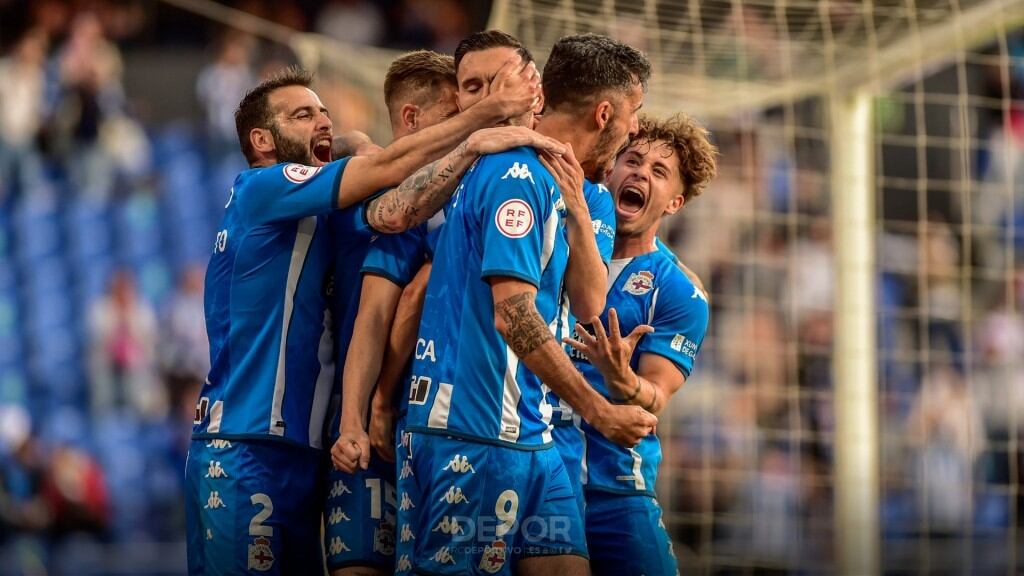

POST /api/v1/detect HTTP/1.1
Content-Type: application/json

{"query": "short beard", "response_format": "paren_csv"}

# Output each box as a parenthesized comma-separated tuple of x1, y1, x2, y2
(269, 123, 313, 165)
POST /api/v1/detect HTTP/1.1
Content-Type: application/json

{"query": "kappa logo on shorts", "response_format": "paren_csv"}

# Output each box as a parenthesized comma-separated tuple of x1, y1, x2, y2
(247, 536, 274, 571)
(328, 536, 352, 556)
(282, 163, 321, 183)
(501, 162, 535, 184)
(400, 460, 414, 480)
(442, 454, 476, 474)
(205, 461, 229, 479)
(396, 554, 413, 572)
(205, 529, 214, 541)
(432, 516, 465, 535)
(494, 199, 534, 238)
(329, 480, 352, 498)
(440, 486, 470, 504)
(204, 491, 226, 509)
(432, 546, 456, 565)
(479, 540, 507, 574)
(400, 523, 416, 543)
(327, 507, 350, 525)
(205, 439, 232, 450)
(400, 492, 416, 511)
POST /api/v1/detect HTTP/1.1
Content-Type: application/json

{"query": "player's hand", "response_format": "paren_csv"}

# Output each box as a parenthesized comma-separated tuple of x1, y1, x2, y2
(563, 308, 653, 393)
(539, 144, 588, 221)
(368, 393, 397, 463)
(331, 425, 370, 474)
(467, 126, 566, 157)
(590, 402, 658, 448)
(486, 57, 542, 121)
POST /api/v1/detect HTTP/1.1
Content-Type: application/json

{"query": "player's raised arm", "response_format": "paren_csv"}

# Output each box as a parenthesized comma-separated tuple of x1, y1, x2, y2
(364, 126, 565, 234)
(490, 278, 655, 447)
(336, 59, 542, 208)
(540, 146, 608, 320)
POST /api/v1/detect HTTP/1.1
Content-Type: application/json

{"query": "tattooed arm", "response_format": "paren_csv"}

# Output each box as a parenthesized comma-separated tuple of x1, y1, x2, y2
(366, 127, 566, 233)
(490, 278, 657, 447)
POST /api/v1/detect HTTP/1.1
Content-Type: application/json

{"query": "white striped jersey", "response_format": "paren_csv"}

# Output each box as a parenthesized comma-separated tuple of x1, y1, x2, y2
(405, 147, 569, 449)
(194, 159, 357, 449)
(574, 247, 709, 495)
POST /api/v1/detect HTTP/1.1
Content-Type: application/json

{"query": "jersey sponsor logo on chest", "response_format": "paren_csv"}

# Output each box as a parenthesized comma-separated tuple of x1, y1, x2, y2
(623, 271, 655, 295)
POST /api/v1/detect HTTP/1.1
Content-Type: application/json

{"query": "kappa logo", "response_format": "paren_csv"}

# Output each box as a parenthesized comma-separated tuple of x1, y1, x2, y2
(400, 492, 416, 511)
(494, 199, 534, 239)
(400, 460, 414, 480)
(692, 284, 708, 303)
(432, 546, 456, 565)
(282, 163, 321, 183)
(479, 540, 507, 574)
(400, 523, 416, 543)
(206, 529, 214, 541)
(204, 491, 226, 509)
(442, 454, 476, 474)
(205, 439, 232, 450)
(501, 162, 534, 184)
(329, 480, 352, 498)
(624, 271, 655, 295)
(396, 555, 413, 572)
(328, 536, 351, 556)
(247, 536, 275, 571)
(327, 507, 350, 525)
(432, 516, 465, 535)
(205, 461, 229, 479)
(440, 486, 470, 504)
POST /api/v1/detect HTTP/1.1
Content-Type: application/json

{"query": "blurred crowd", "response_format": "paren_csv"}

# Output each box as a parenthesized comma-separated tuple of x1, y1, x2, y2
(0, 0, 1023, 574)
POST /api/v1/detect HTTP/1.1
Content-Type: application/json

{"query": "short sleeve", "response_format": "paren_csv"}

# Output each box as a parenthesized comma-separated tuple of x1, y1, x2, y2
(477, 156, 552, 287)
(361, 225, 428, 287)
(636, 273, 710, 378)
(586, 182, 617, 265)
(238, 159, 348, 225)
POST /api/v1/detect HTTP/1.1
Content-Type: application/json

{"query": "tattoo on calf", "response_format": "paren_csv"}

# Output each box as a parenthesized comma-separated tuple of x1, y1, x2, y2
(494, 292, 554, 357)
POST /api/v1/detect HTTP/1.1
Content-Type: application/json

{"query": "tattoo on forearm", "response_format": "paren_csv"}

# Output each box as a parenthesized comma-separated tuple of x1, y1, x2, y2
(369, 141, 469, 233)
(495, 292, 554, 357)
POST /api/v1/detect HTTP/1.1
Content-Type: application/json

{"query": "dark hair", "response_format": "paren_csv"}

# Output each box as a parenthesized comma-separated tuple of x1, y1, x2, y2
(384, 50, 457, 116)
(542, 34, 651, 114)
(234, 65, 313, 165)
(454, 30, 534, 73)
(632, 114, 718, 202)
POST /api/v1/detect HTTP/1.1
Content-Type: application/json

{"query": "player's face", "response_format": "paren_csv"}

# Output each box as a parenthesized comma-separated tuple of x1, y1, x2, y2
(607, 138, 685, 238)
(457, 47, 533, 127)
(267, 85, 333, 166)
(588, 83, 644, 183)
(416, 83, 460, 130)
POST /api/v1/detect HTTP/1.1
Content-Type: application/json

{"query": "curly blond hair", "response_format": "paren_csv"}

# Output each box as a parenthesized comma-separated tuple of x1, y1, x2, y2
(632, 114, 718, 202)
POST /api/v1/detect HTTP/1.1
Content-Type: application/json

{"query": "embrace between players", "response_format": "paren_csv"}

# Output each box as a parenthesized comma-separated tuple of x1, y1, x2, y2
(185, 29, 717, 576)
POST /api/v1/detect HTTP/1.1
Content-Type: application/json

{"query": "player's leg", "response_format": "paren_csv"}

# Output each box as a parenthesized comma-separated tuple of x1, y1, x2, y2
(184, 443, 207, 575)
(584, 490, 679, 576)
(516, 555, 590, 576)
(323, 457, 397, 575)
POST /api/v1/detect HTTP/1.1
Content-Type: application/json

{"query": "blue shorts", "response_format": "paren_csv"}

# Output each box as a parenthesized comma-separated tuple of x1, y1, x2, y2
(551, 419, 586, 517)
(584, 489, 678, 576)
(400, 432, 587, 575)
(185, 438, 326, 575)
(394, 416, 417, 574)
(323, 453, 397, 572)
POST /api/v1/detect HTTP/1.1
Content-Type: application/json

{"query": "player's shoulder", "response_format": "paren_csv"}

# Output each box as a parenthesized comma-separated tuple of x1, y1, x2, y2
(476, 147, 551, 184)
(650, 249, 707, 307)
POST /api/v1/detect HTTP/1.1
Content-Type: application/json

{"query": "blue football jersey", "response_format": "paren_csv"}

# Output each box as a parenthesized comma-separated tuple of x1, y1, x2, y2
(405, 147, 568, 449)
(576, 247, 709, 496)
(547, 179, 616, 426)
(195, 160, 348, 449)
